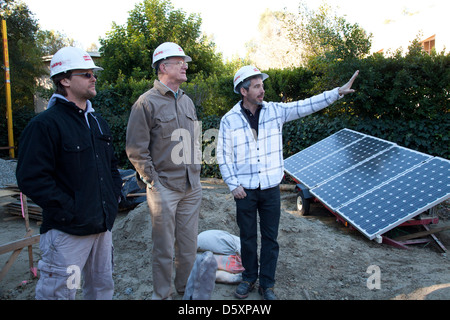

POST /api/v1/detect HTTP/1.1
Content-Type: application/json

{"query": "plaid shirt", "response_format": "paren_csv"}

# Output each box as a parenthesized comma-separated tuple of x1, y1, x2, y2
(217, 88, 342, 191)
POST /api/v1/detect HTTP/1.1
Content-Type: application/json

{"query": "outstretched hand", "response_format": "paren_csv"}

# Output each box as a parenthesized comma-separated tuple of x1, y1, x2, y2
(338, 70, 359, 96)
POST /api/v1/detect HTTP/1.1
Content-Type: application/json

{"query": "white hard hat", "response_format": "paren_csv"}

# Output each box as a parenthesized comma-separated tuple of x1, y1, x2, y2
(233, 65, 269, 94)
(152, 42, 192, 68)
(50, 47, 103, 78)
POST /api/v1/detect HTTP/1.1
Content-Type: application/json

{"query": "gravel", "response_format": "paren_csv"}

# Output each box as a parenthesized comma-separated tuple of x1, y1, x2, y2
(0, 158, 17, 188)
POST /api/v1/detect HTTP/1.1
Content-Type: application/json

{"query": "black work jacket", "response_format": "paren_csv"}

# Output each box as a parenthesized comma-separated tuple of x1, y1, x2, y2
(16, 98, 122, 236)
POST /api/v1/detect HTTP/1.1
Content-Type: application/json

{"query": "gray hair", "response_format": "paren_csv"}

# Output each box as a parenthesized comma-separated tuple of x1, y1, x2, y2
(236, 74, 263, 98)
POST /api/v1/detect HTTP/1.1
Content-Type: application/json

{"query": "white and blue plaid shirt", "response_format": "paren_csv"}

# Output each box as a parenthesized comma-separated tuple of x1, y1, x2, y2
(217, 88, 342, 191)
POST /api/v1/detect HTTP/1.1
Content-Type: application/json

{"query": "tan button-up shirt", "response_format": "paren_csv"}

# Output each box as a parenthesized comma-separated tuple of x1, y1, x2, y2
(126, 80, 201, 192)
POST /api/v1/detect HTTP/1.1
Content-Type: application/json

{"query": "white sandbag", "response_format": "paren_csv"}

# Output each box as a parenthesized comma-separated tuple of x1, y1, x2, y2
(215, 270, 242, 284)
(197, 230, 241, 255)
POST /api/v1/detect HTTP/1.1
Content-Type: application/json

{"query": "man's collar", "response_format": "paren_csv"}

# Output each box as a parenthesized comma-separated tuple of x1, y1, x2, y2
(240, 101, 263, 114)
(155, 80, 180, 98)
(47, 93, 94, 113)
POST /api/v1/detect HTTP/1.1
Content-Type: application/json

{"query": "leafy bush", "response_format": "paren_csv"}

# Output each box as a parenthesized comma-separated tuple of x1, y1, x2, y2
(0, 106, 36, 158)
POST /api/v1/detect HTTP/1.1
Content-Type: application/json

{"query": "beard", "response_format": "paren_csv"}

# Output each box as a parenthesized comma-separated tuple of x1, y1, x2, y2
(83, 87, 97, 100)
(248, 95, 264, 106)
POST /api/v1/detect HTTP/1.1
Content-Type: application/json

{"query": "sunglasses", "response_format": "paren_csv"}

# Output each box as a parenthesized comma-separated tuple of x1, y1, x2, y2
(71, 72, 98, 80)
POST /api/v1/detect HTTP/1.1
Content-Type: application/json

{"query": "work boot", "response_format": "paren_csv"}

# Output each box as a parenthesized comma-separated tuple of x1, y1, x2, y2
(234, 281, 255, 299)
(259, 287, 277, 300)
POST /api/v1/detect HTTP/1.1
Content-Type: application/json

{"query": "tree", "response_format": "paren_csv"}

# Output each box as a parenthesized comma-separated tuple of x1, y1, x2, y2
(284, 1, 372, 67)
(246, 9, 304, 70)
(36, 30, 75, 56)
(98, 0, 223, 84)
(91, 0, 227, 166)
(0, 0, 44, 110)
(0, 0, 47, 156)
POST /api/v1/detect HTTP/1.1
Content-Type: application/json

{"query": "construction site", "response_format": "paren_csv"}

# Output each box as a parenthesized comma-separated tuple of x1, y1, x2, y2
(1, 158, 449, 300)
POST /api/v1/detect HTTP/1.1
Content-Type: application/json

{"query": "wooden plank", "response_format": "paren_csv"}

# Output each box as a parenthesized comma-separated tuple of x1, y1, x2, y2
(0, 193, 39, 281)
(0, 189, 18, 198)
(424, 225, 447, 252)
(393, 225, 450, 242)
(0, 235, 40, 256)
(0, 248, 23, 282)
(0, 228, 39, 282)
(5, 200, 42, 221)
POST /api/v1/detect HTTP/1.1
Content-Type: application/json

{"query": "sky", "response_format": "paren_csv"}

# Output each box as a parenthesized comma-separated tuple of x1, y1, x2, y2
(24, 0, 446, 59)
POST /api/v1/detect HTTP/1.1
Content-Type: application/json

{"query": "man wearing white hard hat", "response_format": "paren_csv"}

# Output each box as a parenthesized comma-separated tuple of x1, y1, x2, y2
(16, 47, 122, 300)
(126, 42, 202, 300)
(217, 65, 359, 300)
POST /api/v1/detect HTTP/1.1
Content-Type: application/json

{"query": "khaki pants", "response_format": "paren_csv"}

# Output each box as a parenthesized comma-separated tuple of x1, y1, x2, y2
(36, 229, 114, 300)
(146, 179, 202, 300)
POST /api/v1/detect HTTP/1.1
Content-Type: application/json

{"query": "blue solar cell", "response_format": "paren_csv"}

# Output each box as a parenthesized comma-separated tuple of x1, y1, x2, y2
(296, 136, 394, 188)
(284, 129, 363, 177)
(337, 157, 450, 239)
(311, 147, 431, 210)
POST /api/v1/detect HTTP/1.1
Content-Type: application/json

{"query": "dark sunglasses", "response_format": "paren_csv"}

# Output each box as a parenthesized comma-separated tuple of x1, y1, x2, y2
(71, 72, 98, 80)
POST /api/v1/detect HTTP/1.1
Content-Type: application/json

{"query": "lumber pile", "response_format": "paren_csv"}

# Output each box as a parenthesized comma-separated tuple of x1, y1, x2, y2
(6, 200, 42, 221)
(1, 185, 42, 221)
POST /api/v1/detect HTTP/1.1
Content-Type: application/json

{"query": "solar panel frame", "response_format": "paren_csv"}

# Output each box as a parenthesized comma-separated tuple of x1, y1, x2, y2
(283, 128, 450, 241)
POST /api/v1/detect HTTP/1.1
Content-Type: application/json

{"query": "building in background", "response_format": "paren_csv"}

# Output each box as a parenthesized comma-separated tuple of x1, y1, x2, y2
(371, 3, 448, 55)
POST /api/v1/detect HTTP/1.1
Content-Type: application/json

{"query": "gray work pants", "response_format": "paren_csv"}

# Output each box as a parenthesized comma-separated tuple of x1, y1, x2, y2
(36, 229, 114, 300)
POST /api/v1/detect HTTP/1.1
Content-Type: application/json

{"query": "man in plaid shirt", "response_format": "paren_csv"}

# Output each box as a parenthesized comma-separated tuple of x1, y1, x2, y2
(217, 66, 359, 300)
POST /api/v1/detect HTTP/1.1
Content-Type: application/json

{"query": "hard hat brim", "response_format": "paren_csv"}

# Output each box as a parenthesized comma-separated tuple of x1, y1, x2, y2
(233, 72, 269, 94)
(152, 55, 192, 68)
(50, 66, 104, 78)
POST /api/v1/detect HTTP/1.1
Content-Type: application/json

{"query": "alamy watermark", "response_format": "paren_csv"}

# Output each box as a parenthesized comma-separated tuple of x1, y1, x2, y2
(66, 265, 81, 290)
(366, 265, 381, 290)
(168, 122, 282, 166)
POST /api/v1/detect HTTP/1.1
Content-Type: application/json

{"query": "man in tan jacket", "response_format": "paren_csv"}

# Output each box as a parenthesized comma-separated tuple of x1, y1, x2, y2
(126, 42, 202, 300)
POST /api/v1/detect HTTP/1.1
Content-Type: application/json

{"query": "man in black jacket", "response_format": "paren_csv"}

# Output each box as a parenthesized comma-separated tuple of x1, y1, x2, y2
(16, 47, 122, 300)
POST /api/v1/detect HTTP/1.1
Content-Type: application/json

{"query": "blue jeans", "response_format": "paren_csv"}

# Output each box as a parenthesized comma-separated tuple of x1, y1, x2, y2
(235, 186, 281, 289)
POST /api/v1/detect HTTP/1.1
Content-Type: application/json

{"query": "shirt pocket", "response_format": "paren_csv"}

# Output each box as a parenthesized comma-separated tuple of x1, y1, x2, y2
(62, 141, 91, 166)
(184, 111, 199, 136)
(61, 140, 92, 189)
(155, 112, 177, 139)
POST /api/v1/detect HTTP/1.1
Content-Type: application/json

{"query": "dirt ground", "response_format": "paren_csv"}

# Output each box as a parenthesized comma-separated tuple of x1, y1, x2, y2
(1, 179, 449, 300)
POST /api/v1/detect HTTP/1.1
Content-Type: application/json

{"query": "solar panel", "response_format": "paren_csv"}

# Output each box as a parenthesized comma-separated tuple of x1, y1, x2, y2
(337, 157, 450, 239)
(311, 146, 431, 211)
(293, 135, 394, 188)
(284, 128, 364, 178)
(284, 129, 450, 241)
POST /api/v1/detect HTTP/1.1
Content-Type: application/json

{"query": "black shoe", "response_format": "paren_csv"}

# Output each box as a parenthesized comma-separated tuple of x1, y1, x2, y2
(259, 287, 277, 300)
(234, 281, 255, 299)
